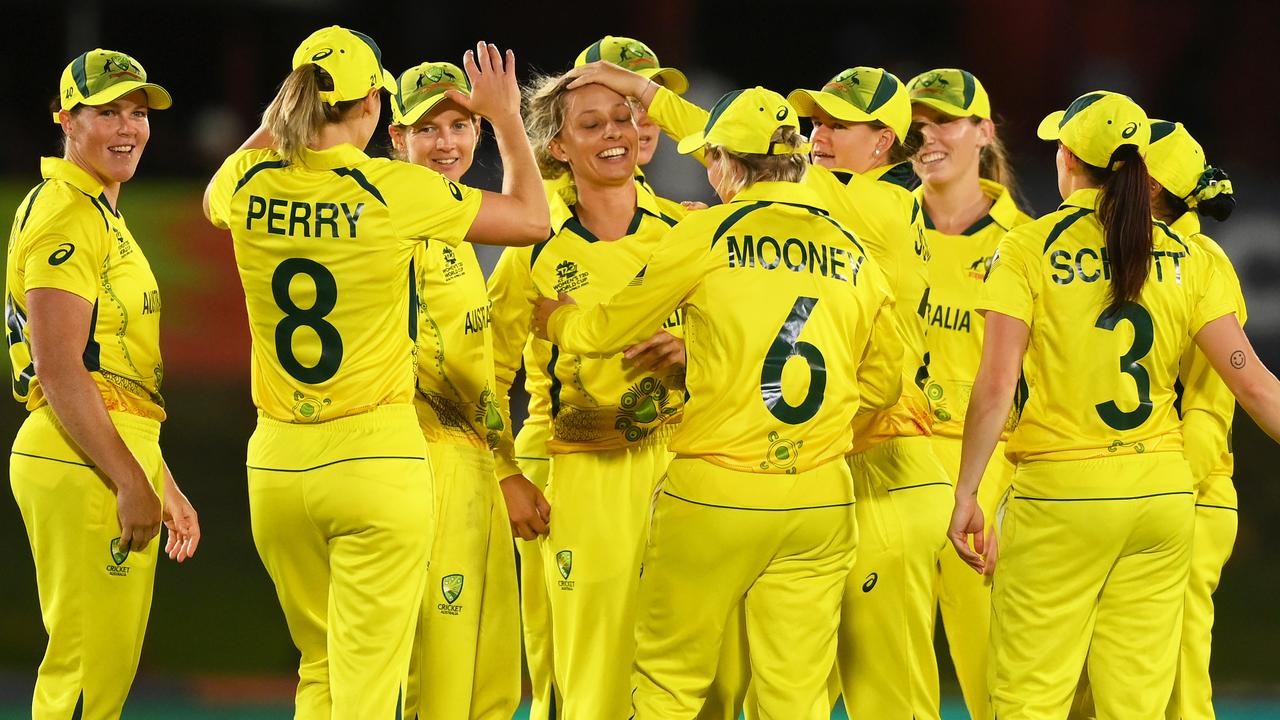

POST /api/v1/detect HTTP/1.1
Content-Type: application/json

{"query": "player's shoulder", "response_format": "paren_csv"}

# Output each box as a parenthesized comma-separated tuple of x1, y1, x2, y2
(1012, 203, 1096, 252)
(12, 177, 105, 243)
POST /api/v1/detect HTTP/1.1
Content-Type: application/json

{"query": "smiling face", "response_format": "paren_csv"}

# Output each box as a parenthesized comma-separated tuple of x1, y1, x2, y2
(911, 104, 991, 187)
(61, 89, 151, 192)
(393, 99, 479, 181)
(549, 84, 638, 187)
(807, 108, 892, 173)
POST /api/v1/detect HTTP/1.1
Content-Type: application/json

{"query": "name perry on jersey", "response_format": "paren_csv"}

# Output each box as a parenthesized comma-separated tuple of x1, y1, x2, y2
(246, 195, 365, 238)
(1050, 247, 1187, 286)
(726, 234, 864, 284)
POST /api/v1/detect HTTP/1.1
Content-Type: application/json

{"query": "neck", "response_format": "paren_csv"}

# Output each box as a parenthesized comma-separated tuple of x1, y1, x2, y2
(923, 168, 990, 234)
(314, 120, 368, 152)
(573, 176, 638, 241)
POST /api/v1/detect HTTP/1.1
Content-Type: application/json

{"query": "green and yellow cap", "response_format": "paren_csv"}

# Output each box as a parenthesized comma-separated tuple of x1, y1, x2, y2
(291, 25, 396, 105)
(787, 67, 911, 140)
(54, 49, 171, 123)
(677, 87, 806, 156)
(907, 68, 990, 119)
(1037, 91, 1149, 170)
(575, 36, 688, 95)
(392, 61, 470, 125)
(1146, 120, 1232, 208)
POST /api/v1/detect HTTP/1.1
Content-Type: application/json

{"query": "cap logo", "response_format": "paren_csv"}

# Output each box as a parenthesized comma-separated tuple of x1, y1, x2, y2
(1121, 122, 1139, 139)
(311, 48, 334, 61)
(413, 65, 466, 97)
(104, 55, 141, 81)
(616, 41, 657, 70)
(776, 106, 789, 121)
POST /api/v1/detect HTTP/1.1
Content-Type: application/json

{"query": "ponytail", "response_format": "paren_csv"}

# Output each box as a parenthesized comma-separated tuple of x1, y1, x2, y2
(263, 65, 360, 165)
(1086, 145, 1153, 314)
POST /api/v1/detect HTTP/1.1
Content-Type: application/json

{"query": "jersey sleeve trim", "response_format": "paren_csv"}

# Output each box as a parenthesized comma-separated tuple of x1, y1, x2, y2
(332, 167, 388, 206)
(1041, 208, 1093, 254)
(18, 181, 49, 232)
(710, 201, 770, 248)
(233, 159, 288, 195)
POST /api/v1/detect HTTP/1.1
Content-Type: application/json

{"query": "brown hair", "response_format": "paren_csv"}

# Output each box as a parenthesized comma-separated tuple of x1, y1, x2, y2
(263, 65, 361, 165)
(1081, 145, 1153, 313)
(974, 117, 1031, 212)
(705, 127, 808, 197)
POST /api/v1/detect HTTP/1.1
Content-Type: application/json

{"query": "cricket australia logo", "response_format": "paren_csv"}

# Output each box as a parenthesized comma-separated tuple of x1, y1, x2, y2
(759, 430, 803, 474)
(105, 55, 142, 82)
(913, 71, 950, 96)
(616, 42, 658, 71)
(823, 69, 861, 96)
(553, 260, 589, 293)
(616, 377, 676, 443)
(967, 254, 992, 281)
(556, 550, 575, 590)
(437, 573, 464, 615)
(107, 537, 131, 577)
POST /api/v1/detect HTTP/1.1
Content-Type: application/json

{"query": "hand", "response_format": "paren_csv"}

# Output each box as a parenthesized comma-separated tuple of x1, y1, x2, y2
(162, 470, 201, 563)
(947, 492, 987, 574)
(566, 61, 654, 106)
(680, 200, 709, 211)
(116, 477, 163, 554)
(533, 292, 576, 340)
(981, 523, 999, 577)
(625, 330, 686, 371)
(500, 474, 551, 540)
(451, 42, 521, 122)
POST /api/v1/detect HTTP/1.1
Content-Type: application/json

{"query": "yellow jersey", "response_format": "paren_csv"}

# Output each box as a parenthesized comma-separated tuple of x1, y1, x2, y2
(488, 178, 686, 471)
(979, 188, 1235, 474)
(208, 143, 481, 423)
(6, 158, 165, 420)
(547, 180, 901, 506)
(918, 179, 1033, 437)
(413, 239, 502, 450)
(1172, 213, 1245, 490)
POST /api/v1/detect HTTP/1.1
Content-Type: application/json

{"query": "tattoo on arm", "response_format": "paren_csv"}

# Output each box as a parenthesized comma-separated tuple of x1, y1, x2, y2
(1230, 350, 1246, 369)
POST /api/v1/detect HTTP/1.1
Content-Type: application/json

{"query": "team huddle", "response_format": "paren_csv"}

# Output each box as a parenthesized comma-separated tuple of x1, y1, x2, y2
(7, 22, 1280, 720)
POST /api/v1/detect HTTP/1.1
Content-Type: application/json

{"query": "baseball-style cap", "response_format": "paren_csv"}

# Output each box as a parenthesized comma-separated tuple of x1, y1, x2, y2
(1037, 91, 1149, 170)
(787, 67, 911, 140)
(575, 36, 688, 95)
(677, 87, 807, 156)
(1146, 120, 1232, 208)
(53, 49, 172, 123)
(392, 61, 470, 125)
(291, 25, 396, 105)
(907, 68, 991, 120)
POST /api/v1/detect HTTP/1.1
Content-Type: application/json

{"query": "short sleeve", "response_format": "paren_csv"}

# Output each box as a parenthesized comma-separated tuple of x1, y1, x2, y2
(978, 230, 1036, 325)
(383, 163, 483, 247)
(208, 149, 270, 230)
(18, 199, 108, 303)
(1188, 253, 1237, 336)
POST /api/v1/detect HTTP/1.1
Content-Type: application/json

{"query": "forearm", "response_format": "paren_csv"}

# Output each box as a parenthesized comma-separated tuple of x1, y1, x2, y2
(488, 111, 550, 243)
(39, 362, 148, 491)
(956, 369, 1016, 499)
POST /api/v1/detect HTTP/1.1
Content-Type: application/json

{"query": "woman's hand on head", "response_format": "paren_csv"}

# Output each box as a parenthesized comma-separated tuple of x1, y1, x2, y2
(566, 62, 654, 107)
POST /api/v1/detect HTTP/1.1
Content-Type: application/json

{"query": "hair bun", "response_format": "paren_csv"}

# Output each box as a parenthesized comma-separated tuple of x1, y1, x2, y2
(1192, 166, 1235, 221)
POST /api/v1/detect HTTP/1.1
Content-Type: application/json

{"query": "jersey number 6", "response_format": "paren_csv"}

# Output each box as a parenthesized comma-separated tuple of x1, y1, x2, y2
(1094, 302, 1154, 431)
(272, 258, 343, 384)
(760, 296, 827, 424)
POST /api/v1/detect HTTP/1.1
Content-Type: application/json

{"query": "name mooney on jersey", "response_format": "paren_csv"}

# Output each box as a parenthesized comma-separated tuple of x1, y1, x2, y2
(725, 234, 865, 284)
(245, 196, 365, 238)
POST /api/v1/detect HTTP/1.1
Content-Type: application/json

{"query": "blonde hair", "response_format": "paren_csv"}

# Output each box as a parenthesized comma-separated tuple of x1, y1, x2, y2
(523, 72, 579, 179)
(973, 118, 1032, 210)
(263, 65, 361, 165)
(705, 127, 809, 198)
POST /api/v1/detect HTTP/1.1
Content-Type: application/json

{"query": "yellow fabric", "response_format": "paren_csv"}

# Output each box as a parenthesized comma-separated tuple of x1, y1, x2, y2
(6, 157, 166, 420)
(1037, 92, 1149, 171)
(413, 239, 503, 450)
(835, 436, 949, 720)
(405, 442, 520, 720)
(246, 404, 433, 720)
(649, 85, 713, 165)
(676, 87, 806, 156)
(990, 454, 1194, 720)
(541, 430, 674, 720)
(54, 50, 171, 120)
(487, 177, 686, 466)
(1169, 502, 1237, 720)
(917, 179, 1033, 437)
(11, 407, 163, 720)
(291, 26, 396, 104)
(511, 421, 555, 720)
(1172, 213, 1246, 485)
(632, 457, 857, 720)
(547, 180, 901, 499)
(208, 144, 481, 423)
(979, 188, 1235, 467)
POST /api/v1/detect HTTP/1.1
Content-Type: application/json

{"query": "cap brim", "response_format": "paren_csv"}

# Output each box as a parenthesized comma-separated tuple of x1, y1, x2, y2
(1037, 111, 1065, 141)
(394, 92, 455, 126)
(786, 89, 875, 124)
(55, 82, 172, 123)
(380, 68, 397, 94)
(909, 96, 973, 119)
(638, 67, 689, 95)
(676, 130, 707, 155)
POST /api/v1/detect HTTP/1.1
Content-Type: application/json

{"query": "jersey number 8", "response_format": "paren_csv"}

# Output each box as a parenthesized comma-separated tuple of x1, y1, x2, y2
(272, 258, 343, 384)
(760, 296, 827, 424)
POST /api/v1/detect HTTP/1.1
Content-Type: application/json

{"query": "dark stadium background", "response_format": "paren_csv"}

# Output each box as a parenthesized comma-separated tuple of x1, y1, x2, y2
(2, 0, 1278, 715)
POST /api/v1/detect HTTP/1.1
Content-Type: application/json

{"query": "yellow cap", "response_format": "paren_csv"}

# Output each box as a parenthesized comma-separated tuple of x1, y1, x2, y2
(392, 61, 470, 125)
(677, 87, 807, 156)
(53, 49, 172, 123)
(787, 67, 911, 140)
(907, 68, 991, 119)
(1037, 91, 1149, 170)
(291, 25, 396, 105)
(1146, 120, 1233, 208)
(575, 36, 688, 95)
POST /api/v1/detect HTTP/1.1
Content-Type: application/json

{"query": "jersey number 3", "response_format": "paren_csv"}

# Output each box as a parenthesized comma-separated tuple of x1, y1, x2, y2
(272, 258, 343, 384)
(1094, 302, 1154, 431)
(760, 296, 827, 424)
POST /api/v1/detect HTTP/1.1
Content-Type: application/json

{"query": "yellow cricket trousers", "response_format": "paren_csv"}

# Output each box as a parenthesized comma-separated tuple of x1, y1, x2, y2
(405, 441, 521, 720)
(513, 421, 555, 719)
(541, 425, 674, 720)
(836, 435, 950, 720)
(11, 406, 164, 720)
(631, 457, 858, 720)
(991, 453, 1195, 720)
(247, 404, 434, 720)
(932, 434, 1014, 720)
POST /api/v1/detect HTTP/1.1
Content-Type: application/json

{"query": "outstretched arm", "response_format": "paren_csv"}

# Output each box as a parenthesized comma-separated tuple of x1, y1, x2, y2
(1194, 314, 1280, 443)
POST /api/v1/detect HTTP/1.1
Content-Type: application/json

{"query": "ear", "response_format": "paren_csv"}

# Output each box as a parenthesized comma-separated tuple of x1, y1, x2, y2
(1147, 177, 1163, 202)
(387, 124, 406, 153)
(975, 117, 995, 148)
(363, 89, 381, 117)
(877, 128, 896, 156)
(58, 109, 74, 135)
(548, 137, 569, 164)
